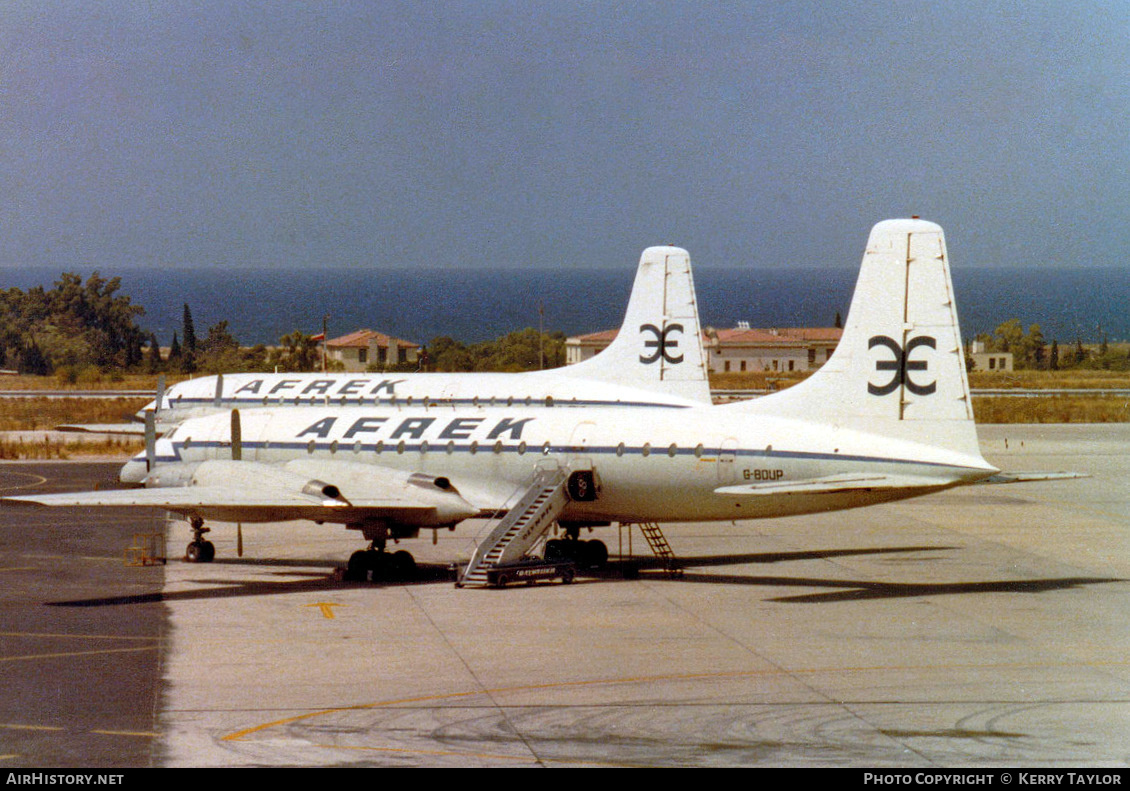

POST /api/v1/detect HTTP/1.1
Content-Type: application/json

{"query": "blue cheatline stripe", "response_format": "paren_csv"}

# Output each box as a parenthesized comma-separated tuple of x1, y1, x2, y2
(150, 439, 986, 474)
(162, 396, 691, 410)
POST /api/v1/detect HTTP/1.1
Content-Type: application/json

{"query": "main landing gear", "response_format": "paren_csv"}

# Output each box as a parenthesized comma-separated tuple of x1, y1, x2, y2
(544, 536, 608, 569)
(344, 540, 417, 582)
(184, 516, 215, 563)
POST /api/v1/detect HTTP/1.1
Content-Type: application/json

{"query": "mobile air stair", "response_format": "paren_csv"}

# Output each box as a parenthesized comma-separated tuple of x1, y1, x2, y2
(457, 465, 572, 588)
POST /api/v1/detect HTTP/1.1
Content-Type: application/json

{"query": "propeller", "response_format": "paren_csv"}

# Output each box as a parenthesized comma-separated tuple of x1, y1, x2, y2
(232, 407, 243, 556)
(154, 374, 166, 419)
(144, 410, 156, 473)
(213, 372, 224, 407)
(230, 408, 242, 461)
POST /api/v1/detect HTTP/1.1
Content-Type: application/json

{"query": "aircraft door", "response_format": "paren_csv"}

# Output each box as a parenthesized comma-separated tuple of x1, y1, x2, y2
(567, 422, 598, 500)
(717, 437, 739, 486)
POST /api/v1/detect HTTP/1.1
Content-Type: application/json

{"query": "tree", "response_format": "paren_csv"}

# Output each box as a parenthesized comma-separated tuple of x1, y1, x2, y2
(1028, 324, 1045, 369)
(167, 332, 182, 370)
(146, 333, 163, 373)
(180, 305, 197, 374)
(20, 339, 48, 375)
(987, 319, 1046, 370)
(1049, 339, 1059, 371)
(197, 321, 242, 372)
(270, 331, 320, 372)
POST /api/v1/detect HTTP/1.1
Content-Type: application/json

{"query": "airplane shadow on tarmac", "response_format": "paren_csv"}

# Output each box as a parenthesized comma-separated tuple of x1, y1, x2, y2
(44, 545, 1122, 608)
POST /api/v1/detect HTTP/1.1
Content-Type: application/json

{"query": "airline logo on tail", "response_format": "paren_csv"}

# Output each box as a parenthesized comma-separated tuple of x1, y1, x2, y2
(639, 322, 685, 365)
(868, 335, 938, 396)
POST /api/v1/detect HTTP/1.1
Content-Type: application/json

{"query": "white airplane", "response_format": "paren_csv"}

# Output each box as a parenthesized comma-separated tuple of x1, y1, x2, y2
(8, 220, 1073, 583)
(69, 245, 711, 437)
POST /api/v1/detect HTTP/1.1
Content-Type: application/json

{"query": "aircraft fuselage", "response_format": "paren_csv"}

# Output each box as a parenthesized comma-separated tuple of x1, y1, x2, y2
(126, 402, 996, 525)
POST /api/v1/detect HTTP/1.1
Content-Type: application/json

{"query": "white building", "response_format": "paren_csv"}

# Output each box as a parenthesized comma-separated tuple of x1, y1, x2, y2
(968, 340, 1013, 372)
(326, 329, 419, 372)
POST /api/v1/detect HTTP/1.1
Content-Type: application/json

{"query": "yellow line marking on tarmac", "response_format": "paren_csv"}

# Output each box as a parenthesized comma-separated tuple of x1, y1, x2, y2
(0, 472, 48, 492)
(90, 730, 158, 738)
(0, 567, 35, 573)
(222, 657, 1130, 745)
(0, 646, 157, 663)
(1, 724, 65, 732)
(311, 743, 538, 763)
(304, 602, 343, 619)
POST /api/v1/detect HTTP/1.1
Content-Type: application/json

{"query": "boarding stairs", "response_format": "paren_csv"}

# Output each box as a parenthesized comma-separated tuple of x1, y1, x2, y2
(622, 521, 683, 578)
(458, 465, 570, 587)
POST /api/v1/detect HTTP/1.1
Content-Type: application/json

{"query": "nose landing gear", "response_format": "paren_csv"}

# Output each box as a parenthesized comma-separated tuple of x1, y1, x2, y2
(184, 516, 215, 563)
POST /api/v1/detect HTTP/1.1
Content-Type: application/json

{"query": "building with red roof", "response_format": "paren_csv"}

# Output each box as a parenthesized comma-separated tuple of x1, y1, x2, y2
(326, 329, 420, 372)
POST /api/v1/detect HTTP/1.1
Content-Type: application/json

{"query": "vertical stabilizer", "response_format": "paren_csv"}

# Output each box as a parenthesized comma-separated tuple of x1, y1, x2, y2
(570, 246, 711, 403)
(740, 220, 980, 457)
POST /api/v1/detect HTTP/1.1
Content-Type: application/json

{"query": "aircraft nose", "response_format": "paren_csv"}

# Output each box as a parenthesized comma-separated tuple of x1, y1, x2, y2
(120, 458, 149, 485)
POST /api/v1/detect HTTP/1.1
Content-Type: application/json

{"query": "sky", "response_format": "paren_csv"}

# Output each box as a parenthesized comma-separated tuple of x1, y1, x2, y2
(1, 1, 1127, 273)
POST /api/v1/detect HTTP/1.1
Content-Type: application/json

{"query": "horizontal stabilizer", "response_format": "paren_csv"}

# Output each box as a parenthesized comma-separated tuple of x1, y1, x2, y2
(978, 471, 1090, 484)
(55, 422, 177, 436)
(715, 473, 955, 497)
(56, 423, 145, 435)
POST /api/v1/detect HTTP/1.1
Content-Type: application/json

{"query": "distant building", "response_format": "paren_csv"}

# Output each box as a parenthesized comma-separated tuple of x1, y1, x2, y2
(564, 329, 619, 366)
(968, 340, 1013, 372)
(326, 329, 420, 372)
(565, 325, 842, 373)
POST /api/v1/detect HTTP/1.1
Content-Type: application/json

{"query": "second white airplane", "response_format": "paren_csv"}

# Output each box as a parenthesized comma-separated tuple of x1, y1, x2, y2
(131, 245, 712, 434)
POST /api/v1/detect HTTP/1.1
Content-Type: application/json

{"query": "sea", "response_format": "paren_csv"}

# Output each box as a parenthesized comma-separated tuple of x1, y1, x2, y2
(3, 266, 1127, 348)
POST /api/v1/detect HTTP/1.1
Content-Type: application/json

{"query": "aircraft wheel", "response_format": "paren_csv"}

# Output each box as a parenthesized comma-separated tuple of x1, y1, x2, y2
(584, 540, 608, 569)
(544, 539, 563, 561)
(185, 541, 214, 563)
(561, 568, 575, 585)
(346, 550, 370, 581)
(392, 550, 416, 577)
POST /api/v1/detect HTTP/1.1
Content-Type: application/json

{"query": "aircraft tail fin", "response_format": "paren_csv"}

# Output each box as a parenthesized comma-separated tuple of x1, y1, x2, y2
(569, 246, 711, 403)
(738, 219, 982, 459)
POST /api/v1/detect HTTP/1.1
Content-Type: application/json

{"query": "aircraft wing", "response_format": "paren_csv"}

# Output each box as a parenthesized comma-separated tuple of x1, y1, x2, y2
(2, 458, 478, 527)
(1, 486, 445, 524)
(714, 473, 956, 497)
